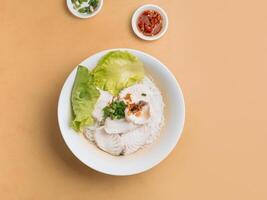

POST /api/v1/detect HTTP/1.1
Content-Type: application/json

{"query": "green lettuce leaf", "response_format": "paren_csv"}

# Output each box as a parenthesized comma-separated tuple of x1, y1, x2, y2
(71, 66, 100, 132)
(92, 51, 144, 95)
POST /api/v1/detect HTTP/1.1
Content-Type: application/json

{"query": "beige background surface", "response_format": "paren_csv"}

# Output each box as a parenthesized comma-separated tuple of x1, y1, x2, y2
(1, 0, 267, 199)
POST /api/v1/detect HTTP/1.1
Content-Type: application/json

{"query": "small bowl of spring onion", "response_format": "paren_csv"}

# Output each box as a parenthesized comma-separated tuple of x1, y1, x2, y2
(67, 0, 103, 19)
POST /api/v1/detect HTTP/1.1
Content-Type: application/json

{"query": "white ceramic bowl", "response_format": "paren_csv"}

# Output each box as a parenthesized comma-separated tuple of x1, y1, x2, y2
(58, 48, 185, 176)
(132, 4, 169, 41)
(66, 0, 103, 19)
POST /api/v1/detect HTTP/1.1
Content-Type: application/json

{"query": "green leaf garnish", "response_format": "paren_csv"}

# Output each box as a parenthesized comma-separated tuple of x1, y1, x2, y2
(71, 66, 100, 132)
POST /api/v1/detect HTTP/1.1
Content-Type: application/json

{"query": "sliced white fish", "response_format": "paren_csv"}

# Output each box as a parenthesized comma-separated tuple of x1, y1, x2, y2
(89, 76, 164, 156)
(104, 118, 139, 134)
(121, 126, 150, 155)
(94, 127, 123, 156)
(125, 102, 151, 125)
(119, 83, 151, 104)
(83, 125, 96, 142)
(92, 90, 113, 122)
(119, 82, 152, 125)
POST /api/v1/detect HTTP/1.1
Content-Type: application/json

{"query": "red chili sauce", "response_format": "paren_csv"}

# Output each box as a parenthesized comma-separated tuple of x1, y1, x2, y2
(137, 10, 163, 36)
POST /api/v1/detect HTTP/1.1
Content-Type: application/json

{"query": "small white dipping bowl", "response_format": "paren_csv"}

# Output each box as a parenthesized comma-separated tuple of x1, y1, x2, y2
(58, 48, 185, 176)
(66, 0, 103, 19)
(132, 4, 169, 41)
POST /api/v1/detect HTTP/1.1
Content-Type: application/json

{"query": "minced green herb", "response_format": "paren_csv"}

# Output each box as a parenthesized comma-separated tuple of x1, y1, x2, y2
(141, 93, 147, 96)
(89, 0, 99, 8)
(103, 100, 127, 120)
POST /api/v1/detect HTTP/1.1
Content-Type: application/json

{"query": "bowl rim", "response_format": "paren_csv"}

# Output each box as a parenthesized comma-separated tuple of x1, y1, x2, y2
(66, 0, 104, 19)
(57, 48, 185, 176)
(131, 4, 169, 41)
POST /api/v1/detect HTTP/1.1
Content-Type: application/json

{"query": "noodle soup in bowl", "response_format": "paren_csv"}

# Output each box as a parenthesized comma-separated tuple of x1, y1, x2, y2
(58, 48, 185, 175)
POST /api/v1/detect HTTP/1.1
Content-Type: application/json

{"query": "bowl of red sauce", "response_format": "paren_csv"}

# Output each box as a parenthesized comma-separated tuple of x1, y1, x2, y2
(132, 4, 169, 41)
